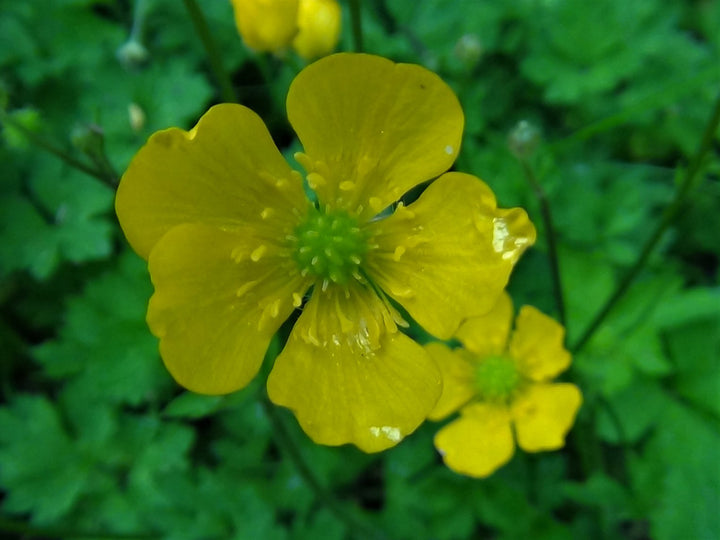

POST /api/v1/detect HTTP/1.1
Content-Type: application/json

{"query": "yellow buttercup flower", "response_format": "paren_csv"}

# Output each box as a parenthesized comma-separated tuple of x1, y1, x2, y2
(115, 53, 536, 452)
(230, 0, 341, 58)
(293, 0, 341, 60)
(428, 293, 582, 477)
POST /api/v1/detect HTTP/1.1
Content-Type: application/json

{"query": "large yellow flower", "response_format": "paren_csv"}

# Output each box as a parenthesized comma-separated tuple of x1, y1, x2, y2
(115, 53, 536, 452)
(428, 293, 582, 477)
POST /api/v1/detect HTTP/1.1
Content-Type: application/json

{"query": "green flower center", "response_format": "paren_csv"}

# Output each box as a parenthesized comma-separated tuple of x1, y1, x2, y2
(292, 208, 368, 284)
(474, 355, 522, 402)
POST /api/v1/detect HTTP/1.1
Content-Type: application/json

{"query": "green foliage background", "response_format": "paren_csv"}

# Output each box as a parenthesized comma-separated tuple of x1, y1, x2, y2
(1, 0, 718, 538)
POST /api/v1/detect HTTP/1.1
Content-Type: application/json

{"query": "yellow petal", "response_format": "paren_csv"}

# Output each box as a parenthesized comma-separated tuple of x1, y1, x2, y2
(509, 306, 571, 381)
(455, 292, 513, 357)
(267, 283, 441, 452)
(511, 383, 582, 452)
(425, 342, 476, 421)
(365, 172, 535, 339)
(287, 53, 463, 218)
(147, 224, 310, 395)
(292, 0, 341, 60)
(116, 104, 306, 260)
(231, 0, 299, 52)
(434, 402, 514, 478)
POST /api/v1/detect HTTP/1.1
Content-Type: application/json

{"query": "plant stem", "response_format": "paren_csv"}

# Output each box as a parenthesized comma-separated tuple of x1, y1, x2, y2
(260, 395, 385, 539)
(571, 91, 720, 354)
(182, 0, 237, 103)
(519, 159, 567, 327)
(348, 0, 364, 53)
(0, 110, 117, 187)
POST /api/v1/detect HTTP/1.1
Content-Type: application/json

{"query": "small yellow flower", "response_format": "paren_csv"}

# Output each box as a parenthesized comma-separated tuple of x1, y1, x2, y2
(115, 53, 536, 452)
(230, 0, 341, 58)
(293, 0, 342, 60)
(230, 0, 299, 53)
(428, 293, 582, 477)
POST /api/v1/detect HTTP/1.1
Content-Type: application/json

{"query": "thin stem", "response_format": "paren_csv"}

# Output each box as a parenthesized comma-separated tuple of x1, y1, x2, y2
(348, 0, 364, 53)
(0, 517, 157, 540)
(519, 159, 567, 327)
(572, 91, 720, 354)
(0, 110, 117, 187)
(182, 0, 237, 103)
(260, 395, 385, 539)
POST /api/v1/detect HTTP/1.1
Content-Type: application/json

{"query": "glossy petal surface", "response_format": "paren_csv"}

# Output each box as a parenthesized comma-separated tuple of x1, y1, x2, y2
(455, 292, 514, 357)
(425, 342, 476, 421)
(116, 104, 305, 259)
(509, 306, 571, 381)
(365, 173, 535, 339)
(287, 53, 463, 219)
(267, 284, 441, 452)
(147, 224, 309, 394)
(434, 402, 515, 478)
(511, 383, 583, 452)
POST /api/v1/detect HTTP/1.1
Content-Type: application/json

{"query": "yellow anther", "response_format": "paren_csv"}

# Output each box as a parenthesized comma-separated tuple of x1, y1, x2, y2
(292, 292, 304, 307)
(339, 180, 355, 191)
(307, 172, 326, 189)
(250, 245, 267, 262)
(390, 286, 414, 299)
(236, 280, 259, 298)
(294, 152, 314, 172)
(260, 207, 274, 219)
(392, 246, 406, 261)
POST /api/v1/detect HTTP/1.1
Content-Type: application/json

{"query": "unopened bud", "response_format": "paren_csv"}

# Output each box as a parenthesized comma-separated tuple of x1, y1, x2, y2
(508, 120, 541, 159)
(128, 102, 146, 132)
(231, 0, 299, 53)
(293, 0, 341, 60)
(453, 34, 483, 69)
(117, 39, 149, 69)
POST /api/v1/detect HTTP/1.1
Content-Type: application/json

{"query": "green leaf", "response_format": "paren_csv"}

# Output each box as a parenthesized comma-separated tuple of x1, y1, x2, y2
(0, 394, 91, 524)
(0, 153, 114, 279)
(32, 250, 171, 405)
(631, 400, 720, 540)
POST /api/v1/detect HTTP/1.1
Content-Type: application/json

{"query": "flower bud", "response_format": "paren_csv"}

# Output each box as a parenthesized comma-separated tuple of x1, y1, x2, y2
(116, 39, 149, 69)
(292, 0, 341, 60)
(230, 0, 299, 53)
(128, 102, 146, 133)
(508, 120, 541, 159)
(453, 34, 483, 70)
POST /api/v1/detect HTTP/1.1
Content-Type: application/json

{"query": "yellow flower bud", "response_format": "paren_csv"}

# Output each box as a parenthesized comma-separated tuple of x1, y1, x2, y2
(292, 0, 341, 60)
(230, 0, 299, 53)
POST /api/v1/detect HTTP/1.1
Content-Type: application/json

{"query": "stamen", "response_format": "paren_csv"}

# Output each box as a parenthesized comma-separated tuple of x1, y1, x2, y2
(236, 280, 259, 297)
(339, 180, 355, 191)
(294, 152, 314, 172)
(307, 172, 326, 189)
(250, 245, 267, 262)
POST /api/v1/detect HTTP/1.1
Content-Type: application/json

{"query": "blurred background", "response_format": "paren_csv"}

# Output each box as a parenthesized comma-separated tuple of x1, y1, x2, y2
(0, 0, 718, 538)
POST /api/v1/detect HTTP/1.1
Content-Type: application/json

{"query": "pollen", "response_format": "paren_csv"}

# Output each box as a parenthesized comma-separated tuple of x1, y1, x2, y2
(291, 207, 370, 285)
